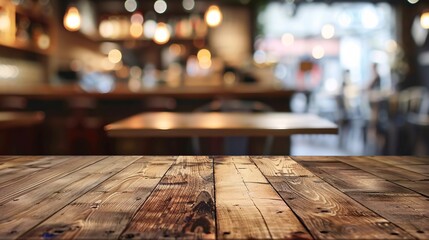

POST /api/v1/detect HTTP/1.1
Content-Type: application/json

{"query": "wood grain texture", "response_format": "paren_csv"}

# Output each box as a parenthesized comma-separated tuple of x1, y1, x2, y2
(367, 156, 429, 166)
(253, 156, 415, 239)
(337, 156, 428, 181)
(0, 156, 141, 240)
(0, 155, 427, 240)
(19, 156, 174, 240)
(0, 156, 43, 170)
(120, 156, 216, 239)
(296, 160, 418, 194)
(293, 156, 429, 239)
(393, 180, 429, 197)
(214, 156, 311, 240)
(0, 156, 72, 183)
(0, 156, 106, 205)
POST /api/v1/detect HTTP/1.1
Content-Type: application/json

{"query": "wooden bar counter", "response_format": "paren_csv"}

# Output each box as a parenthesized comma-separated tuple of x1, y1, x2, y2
(0, 155, 427, 239)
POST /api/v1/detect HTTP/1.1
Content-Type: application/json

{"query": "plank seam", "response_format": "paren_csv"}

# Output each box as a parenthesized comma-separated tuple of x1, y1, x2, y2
(290, 156, 419, 239)
(250, 156, 316, 240)
(333, 156, 429, 198)
(210, 156, 218, 240)
(237, 156, 273, 240)
(117, 156, 178, 239)
(15, 156, 142, 240)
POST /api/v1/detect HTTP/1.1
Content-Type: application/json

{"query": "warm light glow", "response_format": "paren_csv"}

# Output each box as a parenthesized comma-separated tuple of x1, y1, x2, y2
(130, 23, 143, 38)
(169, 44, 183, 56)
(153, 22, 171, 44)
(197, 49, 212, 69)
(199, 59, 212, 69)
(408, 0, 419, 4)
(197, 49, 211, 62)
(312, 45, 325, 59)
(154, 0, 167, 14)
(0, 14, 10, 32)
(321, 24, 335, 39)
(108, 49, 122, 64)
(0, 64, 19, 79)
(281, 33, 294, 46)
(421, 12, 429, 29)
(131, 13, 144, 24)
(37, 34, 50, 49)
(205, 5, 222, 27)
(99, 19, 114, 38)
(386, 39, 398, 53)
(143, 20, 157, 39)
(63, 6, 81, 31)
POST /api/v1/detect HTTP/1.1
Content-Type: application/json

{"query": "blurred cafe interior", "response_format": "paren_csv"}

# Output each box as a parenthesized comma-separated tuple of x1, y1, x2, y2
(0, 0, 428, 156)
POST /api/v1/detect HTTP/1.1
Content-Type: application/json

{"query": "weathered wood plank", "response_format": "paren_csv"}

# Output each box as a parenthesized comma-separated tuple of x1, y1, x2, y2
(0, 156, 43, 170)
(250, 156, 314, 177)
(348, 193, 429, 239)
(0, 156, 19, 163)
(18, 156, 174, 240)
(369, 156, 429, 166)
(0, 156, 141, 240)
(0, 156, 107, 204)
(286, 156, 341, 162)
(335, 156, 428, 181)
(366, 156, 429, 177)
(215, 156, 312, 240)
(297, 160, 418, 194)
(120, 156, 215, 239)
(293, 157, 429, 239)
(393, 165, 429, 176)
(0, 156, 75, 183)
(253, 156, 415, 239)
(393, 180, 429, 197)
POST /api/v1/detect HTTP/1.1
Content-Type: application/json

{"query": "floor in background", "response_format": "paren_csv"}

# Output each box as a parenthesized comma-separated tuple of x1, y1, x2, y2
(290, 134, 366, 156)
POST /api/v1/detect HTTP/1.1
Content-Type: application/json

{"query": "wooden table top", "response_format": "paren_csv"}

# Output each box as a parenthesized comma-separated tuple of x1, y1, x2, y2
(105, 112, 338, 137)
(0, 155, 427, 239)
(0, 111, 44, 129)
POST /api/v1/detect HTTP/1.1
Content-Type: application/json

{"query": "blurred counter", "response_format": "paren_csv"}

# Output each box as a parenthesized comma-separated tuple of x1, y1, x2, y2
(0, 83, 297, 100)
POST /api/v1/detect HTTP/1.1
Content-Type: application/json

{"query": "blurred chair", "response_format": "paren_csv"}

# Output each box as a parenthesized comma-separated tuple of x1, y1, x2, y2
(386, 86, 427, 155)
(340, 90, 372, 153)
(66, 97, 105, 154)
(192, 99, 274, 155)
(407, 91, 429, 155)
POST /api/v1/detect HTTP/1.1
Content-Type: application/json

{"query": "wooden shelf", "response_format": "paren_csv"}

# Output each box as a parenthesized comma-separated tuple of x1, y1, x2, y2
(0, 0, 53, 55)
(15, 5, 52, 24)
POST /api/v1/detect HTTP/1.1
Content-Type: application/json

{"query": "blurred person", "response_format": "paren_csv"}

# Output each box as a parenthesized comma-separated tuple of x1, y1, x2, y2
(367, 63, 381, 91)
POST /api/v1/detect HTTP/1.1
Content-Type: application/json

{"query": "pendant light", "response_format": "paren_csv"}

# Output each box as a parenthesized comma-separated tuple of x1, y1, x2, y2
(63, 6, 81, 31)
(205, 5, 222, 27)
(153, 22, 171, 45)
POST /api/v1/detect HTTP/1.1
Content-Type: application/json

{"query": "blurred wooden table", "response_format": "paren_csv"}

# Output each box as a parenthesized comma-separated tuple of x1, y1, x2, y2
(0, 111, 44, 129)
(105, 112, 338, 138)
(0, 156, 428, 239)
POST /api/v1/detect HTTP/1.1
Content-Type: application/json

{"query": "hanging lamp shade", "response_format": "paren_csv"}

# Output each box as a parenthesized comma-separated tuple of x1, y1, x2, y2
(63, 6, 81, 31)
